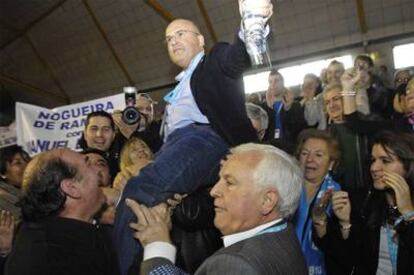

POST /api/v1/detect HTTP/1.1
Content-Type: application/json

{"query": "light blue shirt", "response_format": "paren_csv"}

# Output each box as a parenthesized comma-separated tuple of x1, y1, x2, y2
(163, 52, 209, 140)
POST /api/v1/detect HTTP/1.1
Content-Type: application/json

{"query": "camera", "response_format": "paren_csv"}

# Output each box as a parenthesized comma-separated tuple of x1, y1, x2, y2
(122, 87, 141, 125)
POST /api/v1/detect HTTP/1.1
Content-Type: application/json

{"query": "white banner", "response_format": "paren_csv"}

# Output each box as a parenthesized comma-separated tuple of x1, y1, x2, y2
(0, 122, 17, 149)
(16, 93, 125, 156)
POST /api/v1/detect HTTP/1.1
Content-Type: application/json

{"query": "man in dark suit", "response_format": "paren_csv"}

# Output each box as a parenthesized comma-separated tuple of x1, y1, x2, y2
(127, 143, 307, 275)
(113, 1, 274, 274)
(4, 149, 119, 275)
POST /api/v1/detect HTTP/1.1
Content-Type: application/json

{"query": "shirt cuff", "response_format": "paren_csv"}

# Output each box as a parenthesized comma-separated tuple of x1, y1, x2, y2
(143, 241, 177, 264)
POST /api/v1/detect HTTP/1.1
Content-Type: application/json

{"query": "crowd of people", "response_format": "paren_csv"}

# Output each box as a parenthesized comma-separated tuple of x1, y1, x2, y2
(1, 0, 414, 274)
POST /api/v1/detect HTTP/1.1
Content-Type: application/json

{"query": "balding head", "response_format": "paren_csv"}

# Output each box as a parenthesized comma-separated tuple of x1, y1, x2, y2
(166, 19, 201, 35)
(165, 19, 205, 68)
(23, 149, 68, 190)
(21, 148, 105, 223)
(21, 149, 78, 221)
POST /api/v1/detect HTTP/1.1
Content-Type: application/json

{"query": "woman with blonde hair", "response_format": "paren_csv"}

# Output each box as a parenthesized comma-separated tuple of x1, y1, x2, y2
(113, 137, 153, 192)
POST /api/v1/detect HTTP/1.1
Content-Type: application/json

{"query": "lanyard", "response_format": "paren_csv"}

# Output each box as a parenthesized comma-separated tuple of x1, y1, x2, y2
(163, 52, 204, 104)
(273, 101, 283, 128)
(385, 225, 398, 274)
(257, 221, 287, 236)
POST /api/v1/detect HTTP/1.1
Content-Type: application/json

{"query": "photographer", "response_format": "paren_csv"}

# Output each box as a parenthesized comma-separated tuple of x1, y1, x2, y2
(112, 90, 162, 153)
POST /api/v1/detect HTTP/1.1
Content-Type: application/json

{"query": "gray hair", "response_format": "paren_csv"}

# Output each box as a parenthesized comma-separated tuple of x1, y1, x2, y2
(245, 103, 269, 131)
(231, 143, 303, 218)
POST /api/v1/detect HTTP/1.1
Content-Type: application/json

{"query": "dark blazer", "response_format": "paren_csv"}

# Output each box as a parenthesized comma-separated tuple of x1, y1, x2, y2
(141, 224, 308, 275)
(349, 191, 414, 275)
(171, 187, 222, 273)
(262, 102, 307, 154)
(344, 112, 413, 135)
(4, 217, 119, 275)
(191, 37, 258, 146)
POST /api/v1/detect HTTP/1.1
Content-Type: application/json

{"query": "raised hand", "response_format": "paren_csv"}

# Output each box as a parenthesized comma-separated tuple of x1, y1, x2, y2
(341, 68, 360, 92)
(0, 210, 15, 256)
(312, 189, 332, 223)
(112, 110, 139, 139)
(331, 191, 351, 225)
(282, 90, 294, 111)
(383, 171, 414, 215)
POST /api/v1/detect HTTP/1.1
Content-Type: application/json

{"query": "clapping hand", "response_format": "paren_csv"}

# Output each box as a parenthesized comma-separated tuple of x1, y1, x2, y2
(0, 210, 15, 256)
(312, 189, 333, 223)
(341, 69, 360, 92)
(331, 191, 351, 226)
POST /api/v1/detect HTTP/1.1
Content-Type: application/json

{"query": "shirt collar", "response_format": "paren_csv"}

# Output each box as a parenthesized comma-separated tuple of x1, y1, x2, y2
(222, 218, 283, 248)
(175, 51, 205, 81)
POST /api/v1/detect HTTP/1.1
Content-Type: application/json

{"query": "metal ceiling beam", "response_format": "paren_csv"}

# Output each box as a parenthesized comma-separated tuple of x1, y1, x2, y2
(355, 0, 368, 34)
(82, 0, 134, 85)
(0, 74, 69, 103)
(0, 0, 68, 51)
(144, 0, 175, 22)
(196, 0, 217, 44)
(25, 35, 70, 102)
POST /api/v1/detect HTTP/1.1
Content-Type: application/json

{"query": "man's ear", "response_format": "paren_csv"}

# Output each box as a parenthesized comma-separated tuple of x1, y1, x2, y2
(60, 179, 81, 199)
(198, 34, 205, 48)
(261, 189, 278, 216)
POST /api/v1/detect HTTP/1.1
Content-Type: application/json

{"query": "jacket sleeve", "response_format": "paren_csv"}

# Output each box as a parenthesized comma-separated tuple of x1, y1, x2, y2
(356, 88, 370, 115)
(282, 102, 307, 138)
(312, 217, 355, 274)
(172, 187, 216, 231)
(140, 257, 189, 275)
(344, 112, 392, 135)
(214, 36, 250, 79)
(199, 253, 259, 275)
(396, 221, 414, 260)
(0, 255, 7, 275)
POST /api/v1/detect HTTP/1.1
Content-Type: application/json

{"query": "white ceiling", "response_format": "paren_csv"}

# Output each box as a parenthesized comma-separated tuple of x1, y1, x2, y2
(0, 0, 413, 108)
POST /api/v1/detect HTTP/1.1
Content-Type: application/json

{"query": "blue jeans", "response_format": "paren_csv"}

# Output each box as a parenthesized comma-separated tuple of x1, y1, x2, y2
(113, 124, 228, 275)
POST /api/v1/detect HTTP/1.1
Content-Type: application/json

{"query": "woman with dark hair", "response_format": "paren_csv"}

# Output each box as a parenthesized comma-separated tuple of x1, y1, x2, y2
(335, 131, 414, 274)
(0, 145, 30, 221)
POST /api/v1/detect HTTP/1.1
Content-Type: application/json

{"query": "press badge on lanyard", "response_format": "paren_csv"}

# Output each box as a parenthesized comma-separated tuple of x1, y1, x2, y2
(274, 129, 281, 139)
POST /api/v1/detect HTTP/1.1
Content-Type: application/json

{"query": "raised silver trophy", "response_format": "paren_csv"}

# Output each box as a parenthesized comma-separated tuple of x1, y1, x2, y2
(239, 0, 272, 67)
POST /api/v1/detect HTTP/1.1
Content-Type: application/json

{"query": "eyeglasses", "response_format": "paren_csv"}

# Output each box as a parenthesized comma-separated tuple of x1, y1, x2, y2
(165, 30, 200, 44)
